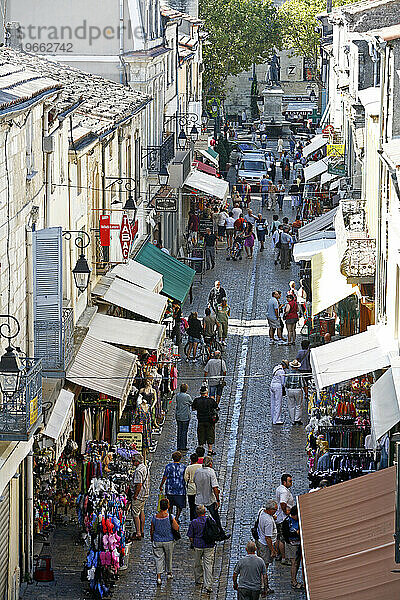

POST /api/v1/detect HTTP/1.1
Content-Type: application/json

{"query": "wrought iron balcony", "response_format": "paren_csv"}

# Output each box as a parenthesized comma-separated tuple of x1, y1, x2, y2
(0, 357, 42, 441)
(146, 133, 175, 173)
(35, 307, 74, 378)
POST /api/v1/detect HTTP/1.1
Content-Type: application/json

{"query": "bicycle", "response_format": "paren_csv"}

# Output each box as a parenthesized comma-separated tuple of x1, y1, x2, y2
(184, 336, 204, 361)
(203, 334, 223, 363)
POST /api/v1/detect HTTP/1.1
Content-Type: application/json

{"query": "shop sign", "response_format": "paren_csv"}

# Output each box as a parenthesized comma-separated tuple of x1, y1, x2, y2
(156, 195, 178, 212)
(100, 215, 120, 247)
(328, 161, 347, 176)
(30, 395, 38, 426)
(117, 431, 142, 451)
(327, 143, 345, 158)
(119, 214, 132, 260)
(199, 218, 214, 235)
(322, 124, 334, 137)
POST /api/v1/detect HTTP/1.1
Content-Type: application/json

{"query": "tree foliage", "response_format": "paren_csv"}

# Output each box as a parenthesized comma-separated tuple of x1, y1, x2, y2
(199, 0, 280, 96)
(278, 0, 358, 82)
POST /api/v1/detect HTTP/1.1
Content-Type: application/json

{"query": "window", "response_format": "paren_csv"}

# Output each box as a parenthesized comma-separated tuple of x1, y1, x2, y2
(239, 160, 267, 172)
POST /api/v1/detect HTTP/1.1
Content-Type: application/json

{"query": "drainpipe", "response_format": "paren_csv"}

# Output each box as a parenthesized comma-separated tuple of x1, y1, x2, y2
(43, 107, 53, 227)
(26, 452, 34, 577)
(25, 226, 34, 357)
(376, 39, 388, 324)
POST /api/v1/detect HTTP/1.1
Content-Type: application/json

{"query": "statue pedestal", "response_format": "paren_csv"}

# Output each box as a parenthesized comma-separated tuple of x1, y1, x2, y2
(260, 84, 291, 137)
(261, 85, 284, 123)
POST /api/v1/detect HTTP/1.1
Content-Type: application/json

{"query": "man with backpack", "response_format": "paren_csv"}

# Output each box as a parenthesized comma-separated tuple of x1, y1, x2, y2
(194, 456, 230, 541)
(187, 504, 216, 593)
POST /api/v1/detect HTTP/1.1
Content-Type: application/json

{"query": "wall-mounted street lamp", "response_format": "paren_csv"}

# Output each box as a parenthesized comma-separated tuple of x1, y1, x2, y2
(0, 315, 22, 396)
(106, 177, 138, 222)
(62, 230, 91, 292)
(176, 112, 200, 149)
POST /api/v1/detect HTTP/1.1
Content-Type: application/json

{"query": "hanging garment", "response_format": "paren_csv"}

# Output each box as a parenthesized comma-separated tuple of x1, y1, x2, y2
(81, 409, 93, 455)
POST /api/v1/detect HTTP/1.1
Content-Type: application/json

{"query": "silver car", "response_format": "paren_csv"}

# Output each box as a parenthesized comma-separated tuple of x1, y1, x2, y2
(237, 154, 268, 189)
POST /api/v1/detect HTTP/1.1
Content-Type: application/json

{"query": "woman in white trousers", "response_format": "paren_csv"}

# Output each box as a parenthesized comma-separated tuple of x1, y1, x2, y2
(270, 360, 288, 424)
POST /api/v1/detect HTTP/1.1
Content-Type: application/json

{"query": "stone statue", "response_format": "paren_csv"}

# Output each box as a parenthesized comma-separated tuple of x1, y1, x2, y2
(266, 53, 280, 86)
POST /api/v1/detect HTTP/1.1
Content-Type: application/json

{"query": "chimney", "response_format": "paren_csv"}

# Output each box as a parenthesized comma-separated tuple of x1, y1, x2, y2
(5, 22, 23, 50)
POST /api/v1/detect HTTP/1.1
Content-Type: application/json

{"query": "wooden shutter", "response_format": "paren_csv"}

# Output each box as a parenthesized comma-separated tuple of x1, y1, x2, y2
(32, 227, 63, 375)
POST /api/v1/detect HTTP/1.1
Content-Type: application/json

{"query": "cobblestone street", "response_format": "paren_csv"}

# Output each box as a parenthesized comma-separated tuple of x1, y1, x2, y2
(117, 189, 308, 600)
(22, 165, 308, 600)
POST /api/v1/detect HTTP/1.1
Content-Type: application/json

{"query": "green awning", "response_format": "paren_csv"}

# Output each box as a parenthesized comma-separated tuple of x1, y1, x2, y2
(206, 147, 218, 159)
(135, 243, 195, 304)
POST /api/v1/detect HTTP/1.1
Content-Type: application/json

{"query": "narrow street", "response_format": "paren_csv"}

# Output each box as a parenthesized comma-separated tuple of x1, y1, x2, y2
(114, 178, 308, 598)
(20, 145, 309, 600)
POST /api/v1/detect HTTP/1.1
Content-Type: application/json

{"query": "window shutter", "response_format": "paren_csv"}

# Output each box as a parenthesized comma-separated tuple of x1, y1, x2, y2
(33, 227, 63, 375)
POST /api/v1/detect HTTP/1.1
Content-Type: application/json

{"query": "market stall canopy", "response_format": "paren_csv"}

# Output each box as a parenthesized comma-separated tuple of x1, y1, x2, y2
(67, 334, 137, 414)
(199, 147, 219, 167)
(0, 440, 34, 495)
(184, 169, 229, 201)
(310, 324, 397, 390)
(89, 313, 166, 352)
(97, 277, 168, 323)
(321, 170, 339, 186)
(304, 158, 328, 182)
(293, 238, 335, 262)
(302, 134, 328, 158)
(193, 160, 217, 176)
(298, 208, 337, 242)
(43, 390, 74, 460)
(370, 360, 400, 442)
(298, 467, 400, 600)
(311, 243, 357, 316)
(111, 260, 163, 293)
(135, 243, 195, 304)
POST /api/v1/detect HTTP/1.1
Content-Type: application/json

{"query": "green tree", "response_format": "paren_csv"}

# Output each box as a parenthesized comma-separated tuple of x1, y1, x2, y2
(199, 0, 280, 96)
(215, 135, 232, 172)
(279, 0, 358, 83)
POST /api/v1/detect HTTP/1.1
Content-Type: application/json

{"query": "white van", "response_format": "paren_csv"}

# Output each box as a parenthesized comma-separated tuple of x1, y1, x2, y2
(237, 154, 268, 189)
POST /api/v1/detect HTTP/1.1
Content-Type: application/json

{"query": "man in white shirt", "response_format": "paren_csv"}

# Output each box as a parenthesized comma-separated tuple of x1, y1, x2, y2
(256, 499, 278, 593)
(275, 473, 294, 563)
(232, 204, 242, 221)
(194, 456, 230, 540)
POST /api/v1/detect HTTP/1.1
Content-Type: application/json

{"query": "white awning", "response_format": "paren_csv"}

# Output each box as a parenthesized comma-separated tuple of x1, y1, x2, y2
(293, 238, 336, 262)
(310, 325, 397, 390)
(43, 390, 75, 460)
(89, 313, 166, 352)
(371, 367, 400, 442)
(198, 148, 219, 167)
(0, 440, 34, 495)
(67, 334, 137, 414)
(302, 134, 328, 158)
(304, 158, 328, 182)
(184, 169, 229, 200)
(111, 261, 163, 293)
(321, 171, 339, 186)
(311, 243, 357, 316)
(103, 277, 167, 323)
(298, 208, 337, 242)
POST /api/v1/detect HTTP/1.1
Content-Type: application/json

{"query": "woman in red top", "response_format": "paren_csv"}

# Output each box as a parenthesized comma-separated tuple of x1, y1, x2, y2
(284, 293, 299, 345)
